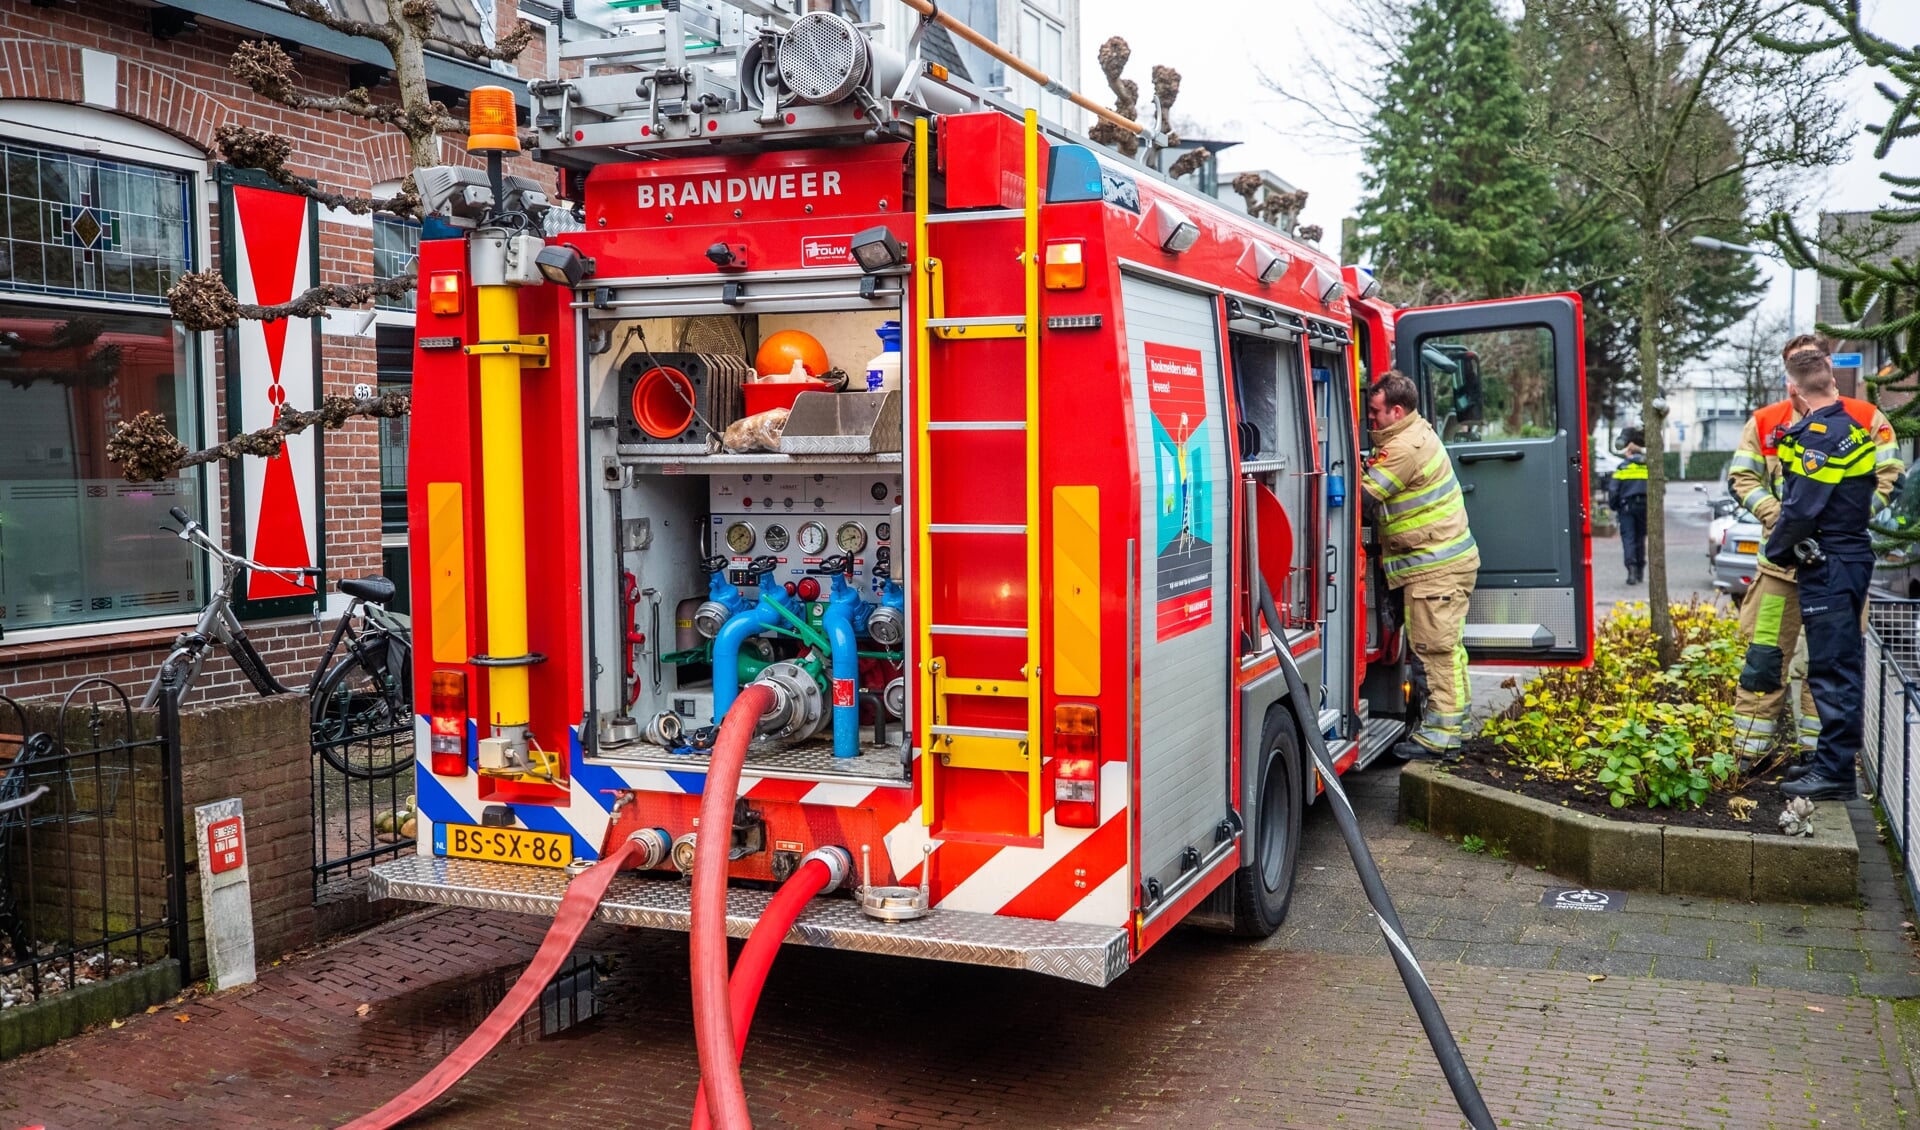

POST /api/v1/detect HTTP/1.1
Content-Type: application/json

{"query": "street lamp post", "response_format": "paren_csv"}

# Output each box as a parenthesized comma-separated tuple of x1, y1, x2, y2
(1691, 234, 1796, 335)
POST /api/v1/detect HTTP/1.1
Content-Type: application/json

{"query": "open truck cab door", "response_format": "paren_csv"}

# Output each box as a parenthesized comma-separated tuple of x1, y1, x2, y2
(1392, 295, 1592, 664)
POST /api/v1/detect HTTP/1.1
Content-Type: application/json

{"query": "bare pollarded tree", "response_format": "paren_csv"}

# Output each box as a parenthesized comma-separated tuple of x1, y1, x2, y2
(107, 0, 531, 483)
(1525, 0, 1851, 661)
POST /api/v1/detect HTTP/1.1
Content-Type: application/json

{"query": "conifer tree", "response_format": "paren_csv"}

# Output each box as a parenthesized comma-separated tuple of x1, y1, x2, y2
(1351, 0, 1552, 300)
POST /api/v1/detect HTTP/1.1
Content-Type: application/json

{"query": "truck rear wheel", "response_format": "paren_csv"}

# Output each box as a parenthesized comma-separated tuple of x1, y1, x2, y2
(1231, 709, 1303, 937)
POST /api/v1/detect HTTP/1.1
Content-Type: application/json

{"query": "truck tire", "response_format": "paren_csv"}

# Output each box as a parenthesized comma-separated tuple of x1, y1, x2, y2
(1231, 709, 1304, 937)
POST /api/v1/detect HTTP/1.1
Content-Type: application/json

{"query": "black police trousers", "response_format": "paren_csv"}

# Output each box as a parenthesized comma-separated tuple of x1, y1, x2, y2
(1616, 497, 1647, 574)
(1800, 555, 1873, 782)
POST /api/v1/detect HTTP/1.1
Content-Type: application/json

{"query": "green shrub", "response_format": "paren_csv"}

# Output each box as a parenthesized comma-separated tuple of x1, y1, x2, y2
(1685, 450, 1733, 482)
(1480, 601, 1742, 811)
(1663, 451, 1683, 479)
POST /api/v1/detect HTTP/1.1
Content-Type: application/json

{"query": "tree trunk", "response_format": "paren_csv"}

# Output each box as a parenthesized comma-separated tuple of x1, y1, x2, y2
(392, 22, 439, 171)
(1637, 263, 1674, 664)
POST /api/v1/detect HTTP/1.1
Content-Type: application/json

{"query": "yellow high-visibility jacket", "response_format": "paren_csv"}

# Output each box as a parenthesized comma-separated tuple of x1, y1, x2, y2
(1727, 397, 1901, 580)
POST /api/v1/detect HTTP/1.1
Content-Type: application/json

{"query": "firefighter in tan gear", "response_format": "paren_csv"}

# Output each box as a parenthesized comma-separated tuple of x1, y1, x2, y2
(1726, 334, 1901, 771)
(1363, 371, 1481, 761)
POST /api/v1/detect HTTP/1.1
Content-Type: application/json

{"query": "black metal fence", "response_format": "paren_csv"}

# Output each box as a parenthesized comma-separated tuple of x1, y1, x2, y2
(311, 700, 415, 902)
(1864, 600, 1920, 910)
(0, 678, 189, 1007)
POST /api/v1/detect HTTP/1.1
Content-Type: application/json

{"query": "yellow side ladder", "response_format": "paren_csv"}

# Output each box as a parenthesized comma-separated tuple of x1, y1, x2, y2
(912, 110, 1045, 836)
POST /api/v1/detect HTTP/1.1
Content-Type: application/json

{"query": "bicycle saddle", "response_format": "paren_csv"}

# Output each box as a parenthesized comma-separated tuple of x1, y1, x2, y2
(338, 575, 396, 605)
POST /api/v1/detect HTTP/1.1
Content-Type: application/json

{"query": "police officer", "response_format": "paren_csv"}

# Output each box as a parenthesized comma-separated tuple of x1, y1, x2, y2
(1766, 348, 1879, 801)
(1607, 427, 1649, 584)
(1727, 334, 1901, 773)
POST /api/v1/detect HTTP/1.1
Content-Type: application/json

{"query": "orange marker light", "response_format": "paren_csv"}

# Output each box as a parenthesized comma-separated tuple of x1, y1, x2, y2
(1044, 240, 1086, 290)
(428, 270, 464, 315)
(467, 85, 521, 153)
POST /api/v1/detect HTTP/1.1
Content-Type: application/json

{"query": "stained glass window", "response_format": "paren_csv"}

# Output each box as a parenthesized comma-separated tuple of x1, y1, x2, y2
(373, 215, 419, 311)
(1, 143, 193, 305)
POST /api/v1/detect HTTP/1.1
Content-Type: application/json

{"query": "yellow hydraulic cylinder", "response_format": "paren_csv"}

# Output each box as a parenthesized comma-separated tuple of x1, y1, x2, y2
(475, 282, 530, 733)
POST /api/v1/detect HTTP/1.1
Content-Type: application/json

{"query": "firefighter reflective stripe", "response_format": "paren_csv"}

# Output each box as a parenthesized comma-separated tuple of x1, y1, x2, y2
(1732, 713, 1774, 759)
(1728, 451, 1767, 477)
(1754, 592, 1786, 647)
(1739, 486, 1773, 513)
(1381, 461, 1465, 535)
(1383, 528, 1478, 580)
(1613, 462, 1649, 481)
(1798, 709, 1822, 752)
(1364, 462, 1403, 497)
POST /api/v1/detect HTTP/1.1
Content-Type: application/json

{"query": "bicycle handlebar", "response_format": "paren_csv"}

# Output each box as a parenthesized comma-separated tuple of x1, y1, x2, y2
(172, 519, 321, 585)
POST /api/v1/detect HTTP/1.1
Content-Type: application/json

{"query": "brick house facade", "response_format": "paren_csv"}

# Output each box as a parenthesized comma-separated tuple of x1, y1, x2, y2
(0, 0, 551, 707)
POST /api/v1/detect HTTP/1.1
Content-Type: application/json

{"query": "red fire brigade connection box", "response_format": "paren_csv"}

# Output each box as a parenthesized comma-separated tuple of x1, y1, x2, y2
(206, 817, 245, 875)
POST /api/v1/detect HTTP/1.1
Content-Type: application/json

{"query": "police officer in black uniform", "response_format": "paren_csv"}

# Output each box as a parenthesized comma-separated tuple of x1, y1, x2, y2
(1767, 348, 1877, 801)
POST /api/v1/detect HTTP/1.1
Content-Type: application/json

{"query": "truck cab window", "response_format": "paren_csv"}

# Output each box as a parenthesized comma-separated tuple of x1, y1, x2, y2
(1416, 326, 1557, 443)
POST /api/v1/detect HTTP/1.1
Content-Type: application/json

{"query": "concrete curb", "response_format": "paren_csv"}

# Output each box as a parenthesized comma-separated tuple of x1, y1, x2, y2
(1398, 763, 1858, 904)
(0, 959, 180, 1061)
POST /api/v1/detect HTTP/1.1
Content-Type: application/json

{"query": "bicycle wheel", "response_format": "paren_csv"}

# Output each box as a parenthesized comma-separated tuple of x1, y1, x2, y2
(312, 645, 415, 780)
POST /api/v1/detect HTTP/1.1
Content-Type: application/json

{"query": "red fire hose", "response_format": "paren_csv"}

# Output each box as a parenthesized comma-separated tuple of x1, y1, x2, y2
(690, 683, 775, 1130)
(690, 848, 849, 1130)
(339, 833, 651, 1130)
(338, 690, 773, 1130)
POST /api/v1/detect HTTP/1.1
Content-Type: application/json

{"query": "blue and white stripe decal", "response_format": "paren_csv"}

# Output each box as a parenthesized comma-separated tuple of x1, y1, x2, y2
(409, 718, 853, 864)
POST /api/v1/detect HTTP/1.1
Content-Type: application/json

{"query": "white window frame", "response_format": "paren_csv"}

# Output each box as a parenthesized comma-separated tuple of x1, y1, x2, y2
(367, 182, 416, 551)
(1008, 0, 1072, 127)
(0, 101, 222, 646)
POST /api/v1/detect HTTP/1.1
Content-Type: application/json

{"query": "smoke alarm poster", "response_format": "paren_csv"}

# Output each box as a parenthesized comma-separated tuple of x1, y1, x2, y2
(1144, 342, 1213, 641)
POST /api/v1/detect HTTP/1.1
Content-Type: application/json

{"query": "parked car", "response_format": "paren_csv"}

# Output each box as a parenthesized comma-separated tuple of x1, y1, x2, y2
(1710, 494, 1920, 602)
(1709, 498, 1763, 604)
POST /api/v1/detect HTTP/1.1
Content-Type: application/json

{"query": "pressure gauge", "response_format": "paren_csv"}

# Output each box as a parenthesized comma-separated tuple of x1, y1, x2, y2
(876, 521, 891, 542)
(763, 523, 790, 552)
(797, 521, 829, 555)
(725, 522, 757, 554)
(836, 521, 868, 554)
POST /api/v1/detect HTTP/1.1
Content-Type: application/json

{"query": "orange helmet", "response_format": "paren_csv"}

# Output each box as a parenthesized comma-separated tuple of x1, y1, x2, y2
(754, 330, 829, 378)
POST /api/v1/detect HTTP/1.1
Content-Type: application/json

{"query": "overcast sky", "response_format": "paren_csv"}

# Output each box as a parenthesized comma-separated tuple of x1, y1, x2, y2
(1077, 0, 1920, 332)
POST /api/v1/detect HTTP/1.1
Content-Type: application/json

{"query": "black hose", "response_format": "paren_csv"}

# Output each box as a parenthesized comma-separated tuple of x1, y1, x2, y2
(857, 688, 889, 746)
(1257, 578, 1494, 1130)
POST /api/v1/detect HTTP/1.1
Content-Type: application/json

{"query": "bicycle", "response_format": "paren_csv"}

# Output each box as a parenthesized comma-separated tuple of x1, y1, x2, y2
(139, 507, 416, 780)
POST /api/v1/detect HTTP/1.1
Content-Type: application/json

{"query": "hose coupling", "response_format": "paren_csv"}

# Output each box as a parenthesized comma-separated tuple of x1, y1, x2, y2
(626, 826, 672, 870)
(801, 845, 855, 893)
(671, 831, 700, 875)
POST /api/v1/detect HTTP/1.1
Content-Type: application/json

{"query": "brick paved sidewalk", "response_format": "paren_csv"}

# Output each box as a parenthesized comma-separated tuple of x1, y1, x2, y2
(1283, 763, 1920, 998)
(0, 906, 1912, 1130)
(3, 759, 1918, 1129)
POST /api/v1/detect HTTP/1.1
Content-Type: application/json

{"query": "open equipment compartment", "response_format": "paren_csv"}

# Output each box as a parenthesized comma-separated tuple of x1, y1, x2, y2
(583, 305, 912, 786)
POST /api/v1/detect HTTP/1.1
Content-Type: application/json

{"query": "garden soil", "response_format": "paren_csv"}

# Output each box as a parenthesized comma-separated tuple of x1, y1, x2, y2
(1451, 737, 1801, 835)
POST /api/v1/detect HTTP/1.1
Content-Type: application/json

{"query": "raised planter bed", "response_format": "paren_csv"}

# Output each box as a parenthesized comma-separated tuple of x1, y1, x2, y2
(1397, 762, 1858, 904)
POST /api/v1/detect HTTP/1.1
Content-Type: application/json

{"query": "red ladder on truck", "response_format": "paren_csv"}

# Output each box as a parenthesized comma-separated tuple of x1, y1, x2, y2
(912, 111, 1045, 836)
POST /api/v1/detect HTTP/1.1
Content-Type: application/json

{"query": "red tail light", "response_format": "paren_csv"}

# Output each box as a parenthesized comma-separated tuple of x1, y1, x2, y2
(1052, 703, 1100, 829)
(430, 669, 469, 777)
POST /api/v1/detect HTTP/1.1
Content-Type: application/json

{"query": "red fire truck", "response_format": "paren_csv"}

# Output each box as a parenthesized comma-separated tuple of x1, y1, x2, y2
(368, 0, 1592, 987)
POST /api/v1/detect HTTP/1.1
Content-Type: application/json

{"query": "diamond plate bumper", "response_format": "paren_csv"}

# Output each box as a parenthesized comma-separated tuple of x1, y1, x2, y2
(369, 854, 1132, 987)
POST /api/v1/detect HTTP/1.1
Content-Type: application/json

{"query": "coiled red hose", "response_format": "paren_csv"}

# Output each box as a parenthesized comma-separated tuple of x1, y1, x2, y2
(690, 683, 775, 1130)
(690, 856, 834, 1130)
